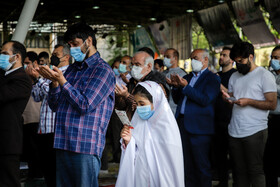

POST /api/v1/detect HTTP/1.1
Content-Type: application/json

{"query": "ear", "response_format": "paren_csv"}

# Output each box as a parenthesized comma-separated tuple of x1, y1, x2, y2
(249, 54, 254, 62)
(147, 63, 153, 71)
(87, 36, 93, 47)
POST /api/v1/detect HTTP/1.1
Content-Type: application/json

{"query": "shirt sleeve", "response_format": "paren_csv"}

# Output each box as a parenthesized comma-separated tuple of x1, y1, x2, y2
(262, 71, 277, 93)
(228, 74, 234, 94)
(60, 65, 115, 115)
(31, 78, 50, 102)
(48, 83, 61, 112)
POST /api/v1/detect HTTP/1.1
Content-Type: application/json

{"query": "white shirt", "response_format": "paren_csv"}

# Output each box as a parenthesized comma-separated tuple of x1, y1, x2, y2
(228, 67, 277, 138)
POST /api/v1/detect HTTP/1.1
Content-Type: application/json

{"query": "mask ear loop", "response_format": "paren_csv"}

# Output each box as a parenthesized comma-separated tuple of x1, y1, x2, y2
(82, 39, 91, 55)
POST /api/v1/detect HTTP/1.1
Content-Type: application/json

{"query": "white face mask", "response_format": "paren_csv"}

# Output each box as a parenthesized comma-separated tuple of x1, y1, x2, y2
(191, 59, 203, 72)
(131, 65, 144, 81)
(163, 57, 172, 68)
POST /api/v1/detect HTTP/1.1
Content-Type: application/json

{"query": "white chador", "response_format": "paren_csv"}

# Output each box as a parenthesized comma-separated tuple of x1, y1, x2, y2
(116, 81, 185, 187)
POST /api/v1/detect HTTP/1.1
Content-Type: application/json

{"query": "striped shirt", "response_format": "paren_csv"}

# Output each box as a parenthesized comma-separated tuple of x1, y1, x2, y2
(48, 52, 115, 157)
(31, 65, 69, 134)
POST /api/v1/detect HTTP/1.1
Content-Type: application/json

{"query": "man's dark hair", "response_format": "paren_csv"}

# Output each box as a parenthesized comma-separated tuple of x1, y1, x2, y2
(272, 45, 280, 52)
(154, 59, 164, 67)
(222, 46, 231, 52)
(166, 48, 179, 60)
(38, 51, 49, 59)
(64, 22, 97, 49)
(230, 42, 254, 60)
(133, 84, 153, 104)
(2, 40, 26, 65)
(26, 51, 38, 63)
(138, 47, 154, 59)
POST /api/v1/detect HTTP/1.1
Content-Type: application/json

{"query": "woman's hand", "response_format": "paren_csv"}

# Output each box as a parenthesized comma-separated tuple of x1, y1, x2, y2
(121, 125, 132, 146)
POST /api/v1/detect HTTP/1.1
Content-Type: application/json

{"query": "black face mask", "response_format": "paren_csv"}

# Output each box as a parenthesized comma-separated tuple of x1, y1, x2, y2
(50, 55, 61, 66)
(236, 59, 251, 75)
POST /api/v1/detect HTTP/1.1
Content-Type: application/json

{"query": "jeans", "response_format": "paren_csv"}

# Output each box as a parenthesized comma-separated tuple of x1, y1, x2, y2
(229, 129, 267, 187)
(56, 149, 101, 187)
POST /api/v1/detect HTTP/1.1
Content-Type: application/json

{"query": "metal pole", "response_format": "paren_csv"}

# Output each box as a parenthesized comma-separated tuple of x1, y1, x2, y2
(11, 0, 40, 43)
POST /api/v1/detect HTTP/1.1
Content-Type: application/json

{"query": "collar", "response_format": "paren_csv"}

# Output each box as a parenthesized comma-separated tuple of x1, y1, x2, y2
(74, 51, 100, 70)
(5, 67, 21, 76)
(192, 67, 207, 77)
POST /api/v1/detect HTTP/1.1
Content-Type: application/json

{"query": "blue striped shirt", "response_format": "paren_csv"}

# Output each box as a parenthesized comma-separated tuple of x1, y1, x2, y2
(32, 65, 68, 134)
(48, 52, 115, 157)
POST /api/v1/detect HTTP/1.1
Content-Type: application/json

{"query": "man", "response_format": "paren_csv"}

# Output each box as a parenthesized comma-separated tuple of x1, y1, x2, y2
(154, 59, 164, 73)
(31, 44, 71, 187)
(0, 40, 32, 187)
(115, 51, 169, 120)
(212, 47, 236, 187)
(38, 51, 49, 65)
(164, 48, 187, 114)
(171, 49, 220, 187)
(223, 42, 277, 187)
(37, 22, 115, 187)
(22, 51, 43, 181)
(117, 55, 132, 86)
(263, 45, 280, 187)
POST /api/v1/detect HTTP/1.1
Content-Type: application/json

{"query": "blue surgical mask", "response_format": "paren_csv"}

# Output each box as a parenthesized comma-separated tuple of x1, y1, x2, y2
(119, 63, 127, 73)
(137, 105, 155, 120)
(163, 57, 172, 68)
(70, 40, 89, 62)
(24, 64, 28, 69)
(113, 68, 120, 76)
(271, 59, 280, 71)
(0, 54, 16, 71)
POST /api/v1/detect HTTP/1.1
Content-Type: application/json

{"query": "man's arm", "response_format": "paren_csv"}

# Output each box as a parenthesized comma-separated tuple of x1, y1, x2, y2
(31, 78, 50, 102)
(235, 92, 277, 110)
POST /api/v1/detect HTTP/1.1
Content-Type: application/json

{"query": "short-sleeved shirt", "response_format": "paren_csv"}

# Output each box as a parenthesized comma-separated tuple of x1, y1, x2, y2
(228, 67, 277, 138)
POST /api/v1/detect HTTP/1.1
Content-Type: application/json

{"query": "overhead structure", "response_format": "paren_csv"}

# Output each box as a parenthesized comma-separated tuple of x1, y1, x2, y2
(11, 0, 40, 43)
(197, 4, 241, 47)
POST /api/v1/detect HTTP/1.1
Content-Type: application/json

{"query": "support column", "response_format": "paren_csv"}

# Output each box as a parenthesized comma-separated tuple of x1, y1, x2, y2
(11, 0, 40, 43)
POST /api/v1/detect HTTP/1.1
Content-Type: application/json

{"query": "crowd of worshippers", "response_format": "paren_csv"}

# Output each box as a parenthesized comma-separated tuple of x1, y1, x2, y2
(0, 22, 279, 187)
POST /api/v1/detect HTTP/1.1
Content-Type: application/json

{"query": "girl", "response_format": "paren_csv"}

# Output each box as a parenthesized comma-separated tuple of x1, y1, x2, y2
(116, 81, 184, 187)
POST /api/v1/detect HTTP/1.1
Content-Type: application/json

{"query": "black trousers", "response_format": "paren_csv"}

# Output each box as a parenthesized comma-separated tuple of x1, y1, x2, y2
(21, 123, 43, 178)
(37, 133, 56, 187)
(0, 154, 21, 187)
(264, 114, 280, 187)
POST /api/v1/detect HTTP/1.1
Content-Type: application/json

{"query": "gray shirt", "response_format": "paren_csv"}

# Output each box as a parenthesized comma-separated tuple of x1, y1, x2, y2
(163, 67, 187, 115)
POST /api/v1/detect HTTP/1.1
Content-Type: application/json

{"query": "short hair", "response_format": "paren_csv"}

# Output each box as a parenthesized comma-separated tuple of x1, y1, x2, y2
(138, 47, 154, 59)
(26, 51, 38, 63)
(134, 51, 154, 69)
(196, 48, 209, 59)
(38, 51, 49, 59)
(2, 40, 26, 65)
(272, 45, 280, 52)
(222, 46, 231, 52)
(133, 84, 153, 103)
(166, 48, 179, 60)
(64, 22, 97, 49)
(54, 44, 70, 56)
(122, 55, 132, 62)
(230, 42, 254, 60)
(154, 59, 164, 67)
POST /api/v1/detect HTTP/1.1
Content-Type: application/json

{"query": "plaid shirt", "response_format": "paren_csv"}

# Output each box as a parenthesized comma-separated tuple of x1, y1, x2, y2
(48, 52, 115, 157)
(31, 65, 68, 134)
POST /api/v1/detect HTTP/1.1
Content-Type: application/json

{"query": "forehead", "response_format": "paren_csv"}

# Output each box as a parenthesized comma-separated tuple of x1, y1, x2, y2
(133, 53, 146, 63)
(272, 49, 280, 55)
(121, 56, 131, 62)
(24, 57, 32, 63)
(1, 42, 13, 53)
(53, 46, 63, 53)
(221, 50, 230, 55)
(134, 93, 151, 103)
(165, 49, 173, 55)
(190, 50, 203, 58)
